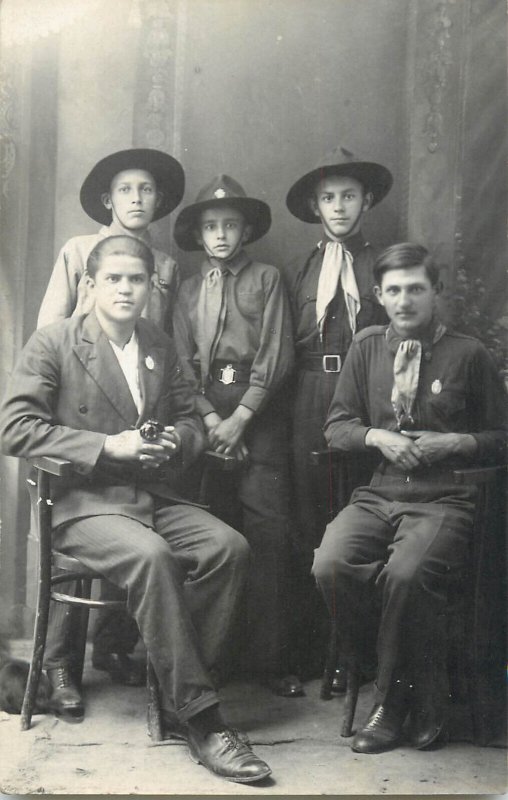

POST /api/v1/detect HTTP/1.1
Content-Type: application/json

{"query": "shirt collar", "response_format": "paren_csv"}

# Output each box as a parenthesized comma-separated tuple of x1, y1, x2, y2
(201, 249, 251, 277)
(385, 316, 447, 356)
(317, 230, 367, 258)
(100, 223, 152, 246)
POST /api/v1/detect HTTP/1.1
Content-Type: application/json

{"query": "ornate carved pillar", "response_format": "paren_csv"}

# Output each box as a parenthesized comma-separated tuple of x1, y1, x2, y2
(405, 0, 470, 287)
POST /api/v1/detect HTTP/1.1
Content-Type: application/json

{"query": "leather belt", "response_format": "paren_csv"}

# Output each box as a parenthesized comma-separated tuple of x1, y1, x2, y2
(211, 360, 252, 385)
(298, 353, 342, 373)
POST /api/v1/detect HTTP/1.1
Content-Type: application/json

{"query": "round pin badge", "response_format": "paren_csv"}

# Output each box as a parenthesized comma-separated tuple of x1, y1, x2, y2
(145, 355, 155, 371)
(431, 379, 442, 394)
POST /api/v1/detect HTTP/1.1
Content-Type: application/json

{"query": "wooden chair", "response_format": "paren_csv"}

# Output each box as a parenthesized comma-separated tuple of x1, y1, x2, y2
(311, 449, 507, 743)
(21, 450, 238, 735)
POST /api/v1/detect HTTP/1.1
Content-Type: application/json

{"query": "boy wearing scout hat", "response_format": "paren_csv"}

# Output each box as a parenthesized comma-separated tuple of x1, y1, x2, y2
(37, 148, 185, 720)
(173, 175, 301, 697)
(38, 147, 185, 331)
(286, 145, 393, 681)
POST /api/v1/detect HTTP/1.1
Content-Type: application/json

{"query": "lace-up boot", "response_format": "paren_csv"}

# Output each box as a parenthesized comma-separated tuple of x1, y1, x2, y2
(47, 666, 84, 722)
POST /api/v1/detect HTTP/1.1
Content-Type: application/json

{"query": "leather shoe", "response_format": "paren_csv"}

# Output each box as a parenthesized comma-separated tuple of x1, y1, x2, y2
(187, 727, 272, 783)
(92, 652, 145, 686)
(409, 702, 447, 749)
(268, 674, 305, 698)
(352, 702, 407, 754)
(47, 667, 84, 723)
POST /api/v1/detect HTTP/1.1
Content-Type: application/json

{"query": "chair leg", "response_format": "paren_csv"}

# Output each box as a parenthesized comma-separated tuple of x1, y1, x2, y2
(341, 662, 360, 737)
(321, 617, 338, 700)
(146, 655, 163, 741)
(72, 578, 92, 687)
(20, 568, 52, 730)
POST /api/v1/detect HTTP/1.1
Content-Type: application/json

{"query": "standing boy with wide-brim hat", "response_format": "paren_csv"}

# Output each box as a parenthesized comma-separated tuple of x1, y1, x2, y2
(173, 175, 301, 697)
(286, 145, 393, 682)
(36, 148, 185, 721)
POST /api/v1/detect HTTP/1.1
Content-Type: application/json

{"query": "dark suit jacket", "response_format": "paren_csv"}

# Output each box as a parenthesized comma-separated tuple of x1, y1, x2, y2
(0, 312, 205, 529)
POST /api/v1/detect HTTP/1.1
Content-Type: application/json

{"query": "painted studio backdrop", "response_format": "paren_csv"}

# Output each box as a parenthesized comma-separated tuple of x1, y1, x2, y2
(0, 0, 506, 631)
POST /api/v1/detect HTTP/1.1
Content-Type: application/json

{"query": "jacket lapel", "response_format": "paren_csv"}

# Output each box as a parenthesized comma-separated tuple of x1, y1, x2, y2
(73, 312, 139, 426)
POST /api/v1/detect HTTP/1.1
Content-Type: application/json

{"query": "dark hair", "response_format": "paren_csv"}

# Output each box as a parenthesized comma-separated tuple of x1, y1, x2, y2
(86, 235, 155, 278)
(373, 243, 440, 286)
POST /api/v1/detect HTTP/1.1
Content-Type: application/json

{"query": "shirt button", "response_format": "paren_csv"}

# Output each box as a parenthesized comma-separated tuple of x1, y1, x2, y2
(79, 404, 88, 414)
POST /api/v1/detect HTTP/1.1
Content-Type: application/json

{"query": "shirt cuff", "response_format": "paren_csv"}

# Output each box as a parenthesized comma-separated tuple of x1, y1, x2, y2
(196, 395, 216, 417)
(239, 385, 268, 414)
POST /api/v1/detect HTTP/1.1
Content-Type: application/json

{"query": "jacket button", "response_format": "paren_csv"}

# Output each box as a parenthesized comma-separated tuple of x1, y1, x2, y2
(79, 404, 88, 414)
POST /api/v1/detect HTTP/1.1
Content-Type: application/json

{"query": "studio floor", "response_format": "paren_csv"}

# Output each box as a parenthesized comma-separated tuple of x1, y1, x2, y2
(0, 643, 506, 797)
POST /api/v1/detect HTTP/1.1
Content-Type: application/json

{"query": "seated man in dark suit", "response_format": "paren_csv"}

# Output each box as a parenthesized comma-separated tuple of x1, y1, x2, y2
(312, 243, 506, 754)
(0, 235, 271, 785)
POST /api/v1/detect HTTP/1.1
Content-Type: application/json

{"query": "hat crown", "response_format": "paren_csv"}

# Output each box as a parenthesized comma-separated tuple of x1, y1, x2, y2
(194, 174, 248, 204)
(315, 144, 361, 171)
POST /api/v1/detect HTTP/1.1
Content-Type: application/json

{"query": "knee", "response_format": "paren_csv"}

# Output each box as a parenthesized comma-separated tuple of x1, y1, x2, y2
(212, 523, 250, 570)
(132, 536, 178, 581)
(312, 538, 349, 592)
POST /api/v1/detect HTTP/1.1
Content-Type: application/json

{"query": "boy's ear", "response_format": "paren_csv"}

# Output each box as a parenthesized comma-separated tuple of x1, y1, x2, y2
(194, 228, 203, 247)
(241, 224, 253, 244)
(155, 191, 163, 210)
(84, 269, 95, 289)
(362, 191, 374, 212)
(101, 192, 112, 210)
(308, 195, 320, 219)
(373, 285, 384, 305)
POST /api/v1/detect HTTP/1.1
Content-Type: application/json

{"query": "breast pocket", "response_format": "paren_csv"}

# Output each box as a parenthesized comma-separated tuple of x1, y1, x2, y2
(427, 389, 467, 426)
(237, 290, 264, 318)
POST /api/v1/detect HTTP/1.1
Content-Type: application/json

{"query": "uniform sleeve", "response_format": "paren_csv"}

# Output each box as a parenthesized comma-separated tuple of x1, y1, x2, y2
(0, 329, 106, 473)
(37, 242, 84, 328)
(239, 268, 295, 413)
(324, 338, 372, 452)
(466, 342, 507, 464)
(172, 282, 216, 418)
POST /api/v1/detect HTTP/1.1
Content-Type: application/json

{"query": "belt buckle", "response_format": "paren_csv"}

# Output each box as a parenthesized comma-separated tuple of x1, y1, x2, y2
(219, 364, 237, 385)
(323, 354, 341, 373)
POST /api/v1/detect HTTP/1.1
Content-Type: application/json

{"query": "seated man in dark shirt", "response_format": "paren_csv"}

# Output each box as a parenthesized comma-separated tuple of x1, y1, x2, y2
(312, 242, 507, 754)
(0, 235, 271, 785)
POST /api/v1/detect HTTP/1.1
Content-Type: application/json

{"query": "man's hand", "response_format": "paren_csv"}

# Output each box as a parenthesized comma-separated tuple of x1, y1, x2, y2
(207, 405, 254, 455)
(103, 426, 181, 468)
(365, 428, 425, 470)
(401, 431, 477, 464)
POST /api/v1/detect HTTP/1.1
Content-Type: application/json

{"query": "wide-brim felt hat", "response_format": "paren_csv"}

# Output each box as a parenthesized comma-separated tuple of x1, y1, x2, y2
(174, 174, 272, 251)
(286, 145, 393, 222)
(80, 148, 185, 225)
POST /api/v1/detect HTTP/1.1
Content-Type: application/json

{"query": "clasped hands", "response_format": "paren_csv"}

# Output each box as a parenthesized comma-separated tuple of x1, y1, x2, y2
(365, 428, 472, 471)
(204, 406, 253, 462)
(103, 426, 181, 469)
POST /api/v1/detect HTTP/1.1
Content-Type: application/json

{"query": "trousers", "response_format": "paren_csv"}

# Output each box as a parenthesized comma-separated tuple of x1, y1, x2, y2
(312, 474, 476, 701)
(204, 379, 292, 677)
(50, 501, 249, 721)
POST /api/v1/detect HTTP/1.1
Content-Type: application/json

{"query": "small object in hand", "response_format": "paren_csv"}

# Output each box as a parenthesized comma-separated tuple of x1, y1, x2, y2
(139, 419, 164, 442)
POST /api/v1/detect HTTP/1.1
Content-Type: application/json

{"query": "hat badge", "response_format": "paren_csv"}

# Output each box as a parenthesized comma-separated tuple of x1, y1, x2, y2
(214, 188, 227, 199)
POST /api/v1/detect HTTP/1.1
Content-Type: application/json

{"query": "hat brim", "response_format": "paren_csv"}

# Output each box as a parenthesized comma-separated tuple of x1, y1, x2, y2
(174, 197, 272, 251)
(80, 148, 185, 225)
(286, 161, 393, 222)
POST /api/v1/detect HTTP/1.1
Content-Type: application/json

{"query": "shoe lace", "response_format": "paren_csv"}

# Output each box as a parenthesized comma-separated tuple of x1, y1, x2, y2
(55, 667, 72, 688)
(219, 728, 243, 753)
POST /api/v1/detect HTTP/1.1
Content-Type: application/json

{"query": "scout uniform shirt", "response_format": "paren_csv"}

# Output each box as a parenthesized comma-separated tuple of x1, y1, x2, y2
(173, 251, 294, 417)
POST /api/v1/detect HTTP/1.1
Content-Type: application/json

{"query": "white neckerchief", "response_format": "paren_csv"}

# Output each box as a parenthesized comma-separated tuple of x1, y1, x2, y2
(316, 239, 361, 338)
(109, 331, 142, 413)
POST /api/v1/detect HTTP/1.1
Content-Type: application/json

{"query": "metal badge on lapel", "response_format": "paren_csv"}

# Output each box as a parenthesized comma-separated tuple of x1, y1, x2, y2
(219, 364, 236, 385)
(431, 379, 442, 395)
(145, 355, 155, 371)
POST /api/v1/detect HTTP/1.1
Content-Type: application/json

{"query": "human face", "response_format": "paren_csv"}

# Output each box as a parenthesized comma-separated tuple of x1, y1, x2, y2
(101, 169, 161, 232)
(196, 206, 251, 261)
(374, 265, 439, 337)
(310, 176, 371, 240)
(90, 254, 151, 331)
